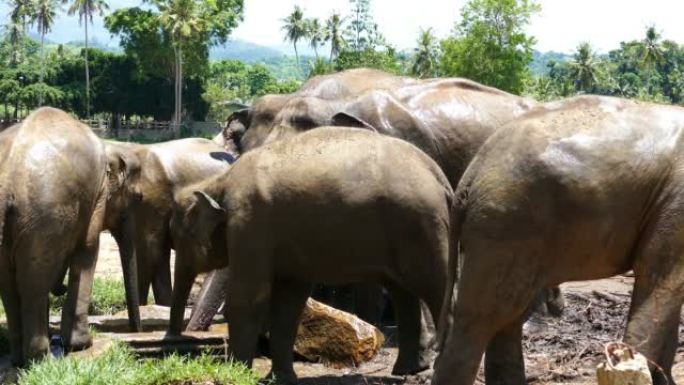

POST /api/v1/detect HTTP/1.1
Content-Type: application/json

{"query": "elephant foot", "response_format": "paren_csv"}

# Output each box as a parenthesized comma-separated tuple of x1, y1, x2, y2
(391, 350, 433, 376)
(65, 331, 92, 353)
(263, 369, 297, 385)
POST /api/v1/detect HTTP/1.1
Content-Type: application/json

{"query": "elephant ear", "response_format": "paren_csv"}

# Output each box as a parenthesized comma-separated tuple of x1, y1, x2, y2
(331, 112, 377, 131)
(189, 191, 225, 236)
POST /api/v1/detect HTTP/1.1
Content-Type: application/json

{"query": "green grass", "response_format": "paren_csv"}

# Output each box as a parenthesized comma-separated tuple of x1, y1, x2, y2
(49, 277, 129, 316)
(16, 343, 261, 385)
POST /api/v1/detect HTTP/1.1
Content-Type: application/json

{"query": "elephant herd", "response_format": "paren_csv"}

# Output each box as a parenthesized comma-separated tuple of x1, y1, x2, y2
(0, 68, 682, 385)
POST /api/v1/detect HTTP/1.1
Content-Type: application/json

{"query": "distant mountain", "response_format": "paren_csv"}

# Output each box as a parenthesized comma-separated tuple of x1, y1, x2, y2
(530, 50, 572, 76)
(210, 39, 284, 62)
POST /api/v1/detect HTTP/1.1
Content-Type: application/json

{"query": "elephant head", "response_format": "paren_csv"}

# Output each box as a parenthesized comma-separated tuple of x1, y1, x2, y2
(168, 189, 228, 335)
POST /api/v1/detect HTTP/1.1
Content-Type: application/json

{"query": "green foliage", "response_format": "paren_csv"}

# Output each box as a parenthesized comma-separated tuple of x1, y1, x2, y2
(335, 47, 401, 74)
(440, 0, 540, 94)
(202, 59, 300, 121)
(527, 26, 684, 106)
(412, 28, 440, 78)
(345, 0, 384, 52)
(17, 343, 260, 385)
(281, 5, 307, 69)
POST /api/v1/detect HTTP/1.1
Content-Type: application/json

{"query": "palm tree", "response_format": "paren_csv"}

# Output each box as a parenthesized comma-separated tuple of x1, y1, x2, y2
(569, 42, 600, 93)
(306, 18, 324, 59)
(411, 28, 439, 78)
(158, 0, 203, 136)
(32, 0, 60, 105)
(8, 0, 33, 65)
(281, 5, 306, 72)
(68, 0, 109, 119)
(324, 12, 346, 61)
(642, 26, 664, 69)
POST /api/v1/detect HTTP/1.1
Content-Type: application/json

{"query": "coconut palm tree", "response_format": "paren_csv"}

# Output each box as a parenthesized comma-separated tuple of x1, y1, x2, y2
(32, 0, 60, 105)
(411, 27, 439, 78)
(569, 42, 600, 93)
(306, 18, 324, 59)
(158, 0, 203, 136)
(281, 5, 306, 72)
(67, 0, 109, 119)
(7, 0, 33, 65)
(324, 11, 346, 62)
(642, 26, 664, 69)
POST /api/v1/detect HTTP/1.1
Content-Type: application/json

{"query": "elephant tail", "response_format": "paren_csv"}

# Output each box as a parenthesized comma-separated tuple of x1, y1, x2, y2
(436, 185, 468, 352)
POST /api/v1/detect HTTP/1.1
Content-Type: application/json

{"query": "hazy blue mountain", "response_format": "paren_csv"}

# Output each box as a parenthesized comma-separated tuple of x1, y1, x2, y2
(210, 39, 285, 62)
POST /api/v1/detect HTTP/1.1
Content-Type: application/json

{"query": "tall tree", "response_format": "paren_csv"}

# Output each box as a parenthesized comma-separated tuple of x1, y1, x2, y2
(67, 0, 109, 118)
(281, 5, 306, 72)
(32, 0, 60, 105)
(642, 26, 664, 69)
(569, 42, 600, 93)
(157, 0, 203, 135)
(345, 0, 383, 52)
(7, 0, 34, 65)
(324, 11, 346, 61)
(440, 0, 540, 94)
(411, 27, 439, 78)
(306, 18, 323, 59)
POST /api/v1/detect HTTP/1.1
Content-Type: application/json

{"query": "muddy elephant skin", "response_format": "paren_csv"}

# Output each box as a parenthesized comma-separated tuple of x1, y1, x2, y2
(103, 139, 234, 313)
(0, 107, 108, 365)
(433, 96, 684, 385)
(169, 127, 454, 384)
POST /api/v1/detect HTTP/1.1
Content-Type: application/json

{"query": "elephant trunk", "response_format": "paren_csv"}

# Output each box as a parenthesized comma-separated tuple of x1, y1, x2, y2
(112, 216, 142, 332)
(168, 260, 197, 336)
(186, 267, 229, 331)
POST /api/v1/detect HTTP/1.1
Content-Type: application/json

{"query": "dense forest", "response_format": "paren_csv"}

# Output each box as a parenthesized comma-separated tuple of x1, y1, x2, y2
(1, 0, 683, 126)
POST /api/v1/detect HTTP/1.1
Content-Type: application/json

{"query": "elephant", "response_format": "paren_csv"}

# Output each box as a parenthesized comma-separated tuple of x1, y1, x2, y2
(0, 107, 108, 364)
(168, 127, 453, 384)
(190, 73, 546, 363)
(102, 138, 235, 312)
(432, 95, 684, 385)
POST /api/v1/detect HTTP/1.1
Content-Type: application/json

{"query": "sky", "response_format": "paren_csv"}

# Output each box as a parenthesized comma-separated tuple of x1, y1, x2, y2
(1, 0, 684, 54)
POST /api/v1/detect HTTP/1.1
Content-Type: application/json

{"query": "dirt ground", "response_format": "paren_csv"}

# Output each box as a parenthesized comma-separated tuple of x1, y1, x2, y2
(96, 233, 684, 385)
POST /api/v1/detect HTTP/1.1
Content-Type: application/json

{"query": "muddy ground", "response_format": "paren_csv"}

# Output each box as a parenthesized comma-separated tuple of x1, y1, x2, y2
(96, 233, 684, 384)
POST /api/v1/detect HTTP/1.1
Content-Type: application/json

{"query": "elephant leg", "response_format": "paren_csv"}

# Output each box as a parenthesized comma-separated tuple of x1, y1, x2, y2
(623, 219, 684, 385)
(267, 279, 311, 385)
(353, 283, 384, 326)
(62, 199, 104, 352)
(387, 285, 431, 375)
(226, 256, 272, 369)
(151, 243, 172, 306)
(136, 229, 167, 306)
(484, 315, 527, 385)
(111, 218, 142, 332)
(0, 270, 23, 365)
(187, 267, 229, 332)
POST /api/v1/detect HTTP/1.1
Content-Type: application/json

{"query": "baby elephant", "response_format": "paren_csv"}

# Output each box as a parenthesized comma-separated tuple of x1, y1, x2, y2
(169, 127, 453, 384)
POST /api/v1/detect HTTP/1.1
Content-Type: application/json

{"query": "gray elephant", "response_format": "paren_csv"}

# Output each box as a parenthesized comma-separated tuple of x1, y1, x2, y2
(0, 108, 108, 364)
(104, 139, 235, 310)
(433, 96, 684, 385)
(190, 73, 544, 369)
(169, 127, 453, 384)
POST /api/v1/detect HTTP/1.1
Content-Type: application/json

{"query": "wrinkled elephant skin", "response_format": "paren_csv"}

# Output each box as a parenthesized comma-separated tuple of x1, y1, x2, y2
(170, 128, 453, 384)
(433, 96, 684, 385)
(0, 107, 107, 365)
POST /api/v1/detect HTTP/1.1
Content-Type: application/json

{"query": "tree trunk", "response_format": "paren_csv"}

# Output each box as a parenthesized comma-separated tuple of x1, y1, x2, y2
(172, 45, 182, 138)
(39, 32, 45, 106)
(85, 2, 91, 119)
(294, 42, 300, 74)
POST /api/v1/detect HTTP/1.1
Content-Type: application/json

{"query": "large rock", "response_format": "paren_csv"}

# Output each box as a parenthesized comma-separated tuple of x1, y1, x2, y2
(294, 298, 384, 367)
(597, 342, 652, 385)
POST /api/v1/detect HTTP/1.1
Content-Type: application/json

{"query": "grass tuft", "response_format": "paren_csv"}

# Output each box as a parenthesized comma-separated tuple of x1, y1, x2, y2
(17, 343, 261, 385)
